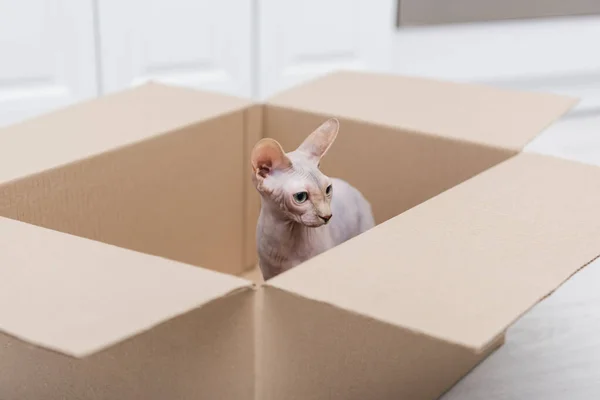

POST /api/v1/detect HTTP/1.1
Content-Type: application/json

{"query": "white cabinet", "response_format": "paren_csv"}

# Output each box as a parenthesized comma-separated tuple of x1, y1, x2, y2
(97, 0, 253, 98)
(257, 0, 395, 99)
(7, 1, 597, 130)
(0, 0, 394, 126)
(0, 0, 98, 127)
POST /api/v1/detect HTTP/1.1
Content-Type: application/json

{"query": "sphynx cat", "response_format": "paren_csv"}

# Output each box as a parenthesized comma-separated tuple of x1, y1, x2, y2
(250, 118, 375, 280)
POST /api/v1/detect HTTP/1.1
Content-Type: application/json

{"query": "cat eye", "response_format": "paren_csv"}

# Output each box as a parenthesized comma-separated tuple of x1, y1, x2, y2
(325, 184, 333, 196)
(293, 191, 308, 204)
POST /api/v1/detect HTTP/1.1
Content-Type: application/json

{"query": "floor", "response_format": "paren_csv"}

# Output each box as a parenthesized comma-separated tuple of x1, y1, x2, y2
(526, 114, 600, 168)
(443, 259, 600, 400)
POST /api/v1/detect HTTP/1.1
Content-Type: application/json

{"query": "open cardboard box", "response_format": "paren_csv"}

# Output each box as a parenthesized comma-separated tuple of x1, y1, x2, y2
(1, 71, 600, 400)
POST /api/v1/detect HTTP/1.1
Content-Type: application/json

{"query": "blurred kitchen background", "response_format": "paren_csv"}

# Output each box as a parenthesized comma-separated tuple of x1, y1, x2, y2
(1, 0, 600, 163)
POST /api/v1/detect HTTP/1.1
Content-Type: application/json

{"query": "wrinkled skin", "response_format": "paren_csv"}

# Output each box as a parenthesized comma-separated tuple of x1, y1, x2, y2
(250, 118, 375, 280)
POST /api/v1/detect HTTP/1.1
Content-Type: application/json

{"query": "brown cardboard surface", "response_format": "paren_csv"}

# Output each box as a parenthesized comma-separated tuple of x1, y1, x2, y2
(0, 83, 253, 275)
(265, 106, 514, 224)
(0, 216, 251, 357)
(1, 72, 599, 400)
(258, 286, 504, 400)
(0, 82, 251, 184)
(243, 105, 264, 271)
(267, 70, 577, 151)
(0, 288, 256, 400)
(242, 264, 265, 285)
(268, 152, 600, 351)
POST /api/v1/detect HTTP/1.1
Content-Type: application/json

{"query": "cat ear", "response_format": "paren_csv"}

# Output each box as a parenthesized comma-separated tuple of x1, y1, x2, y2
(251, 138, 292, 178)
(297, 118, 339, 162)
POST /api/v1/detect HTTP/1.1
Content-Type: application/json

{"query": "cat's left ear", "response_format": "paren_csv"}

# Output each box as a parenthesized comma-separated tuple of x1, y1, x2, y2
(297, 118, 339, 162)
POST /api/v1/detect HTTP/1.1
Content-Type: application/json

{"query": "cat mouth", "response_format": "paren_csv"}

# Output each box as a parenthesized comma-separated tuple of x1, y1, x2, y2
(302, 221, 326, 228)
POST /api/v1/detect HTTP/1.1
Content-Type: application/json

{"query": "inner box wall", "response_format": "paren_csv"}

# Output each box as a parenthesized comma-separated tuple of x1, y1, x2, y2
(263, 106, 517, 225)
(0, 111, 247, 276)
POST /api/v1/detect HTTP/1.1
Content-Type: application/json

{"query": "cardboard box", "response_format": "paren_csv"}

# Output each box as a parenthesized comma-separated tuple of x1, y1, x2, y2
(1, 71, 599, 399)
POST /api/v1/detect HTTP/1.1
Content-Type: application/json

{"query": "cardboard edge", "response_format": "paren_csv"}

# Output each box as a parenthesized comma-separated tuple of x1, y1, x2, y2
(266, 151, 600, 354)
(264, 71, 580, 152)
(0, 107, 256, 276)
(263, 103, 524, 155)
(518, 96, 581, 149)
(266, 69, 580, 108)
(0, 81, 254, 131)
(263, 283, 479, 353)
(0, 84, 149, 131)
(242, 105, 264, 272)
(143, 80, 256, 103)
(266, 229, 600, 356)
(258, 284, 503, 399)
(474, 251, 600, 353)
(264, 70, 345, 103)
(1, 283, 257, 360)
(0, 285, 258, 399)
(0, 216, 257, 359)
(435, 151, 600, 352)
(253, 283, 265, 400)
(0, 98, 255, 187)
(435, 333, 507, 399)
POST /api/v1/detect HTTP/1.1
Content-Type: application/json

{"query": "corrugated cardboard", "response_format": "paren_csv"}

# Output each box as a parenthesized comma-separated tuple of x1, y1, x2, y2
(0, 83, 256, 276)
(242, 105, 264, 269)
(0, 217, 255, 399)
(0, 71, 598, 400)
(262, 152, 600, 399)
(259, 285, 505, 400)
(266, 71, 576, 150)
(265, 71, 576, 224)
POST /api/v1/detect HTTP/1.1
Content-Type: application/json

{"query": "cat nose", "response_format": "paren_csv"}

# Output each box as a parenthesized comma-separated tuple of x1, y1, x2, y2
(319, 214, 332, 223)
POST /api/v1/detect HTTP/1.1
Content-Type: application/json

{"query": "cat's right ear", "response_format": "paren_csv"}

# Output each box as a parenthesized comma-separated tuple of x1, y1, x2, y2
(251, 138, 292, 178)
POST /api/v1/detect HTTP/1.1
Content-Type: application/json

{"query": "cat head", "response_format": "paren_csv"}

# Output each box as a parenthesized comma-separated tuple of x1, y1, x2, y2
(251, 118, 339, 228)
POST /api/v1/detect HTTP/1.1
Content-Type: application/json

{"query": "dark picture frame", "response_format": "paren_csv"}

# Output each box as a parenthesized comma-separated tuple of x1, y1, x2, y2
(396, 0, 600, 27)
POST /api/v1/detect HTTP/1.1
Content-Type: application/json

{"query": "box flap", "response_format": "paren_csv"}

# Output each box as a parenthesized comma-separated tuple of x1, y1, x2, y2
(266, 71, 577, 151)
(0, 82, 253, 184)
(268, 153, 600, 351)
(0, 217, 252, 358)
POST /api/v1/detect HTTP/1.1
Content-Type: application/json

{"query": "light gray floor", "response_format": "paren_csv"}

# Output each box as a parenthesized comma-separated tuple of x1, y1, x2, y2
(443, 114, 600, 400)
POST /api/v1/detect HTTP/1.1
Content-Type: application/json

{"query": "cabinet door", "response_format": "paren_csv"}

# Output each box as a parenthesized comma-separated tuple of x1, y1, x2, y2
(97, 0, 252, 98)
(0, 0, 98, 127)
(258, 0, 395, 99)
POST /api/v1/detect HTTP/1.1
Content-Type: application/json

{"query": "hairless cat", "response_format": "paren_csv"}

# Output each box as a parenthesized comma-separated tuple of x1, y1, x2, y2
(250, 118, 375, 280)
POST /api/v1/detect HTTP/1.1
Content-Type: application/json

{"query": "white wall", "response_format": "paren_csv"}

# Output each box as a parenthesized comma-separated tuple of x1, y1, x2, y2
(0, 0, 98, 127)
(1, 0, 599, 134)
(390, 14, 600, 165)
(391, 15, 600, 119)
(0, 0, 255, 128)
(97, 0, 253, 98)
(0, 0, 395, 127)
(256, 0, 395, 99)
